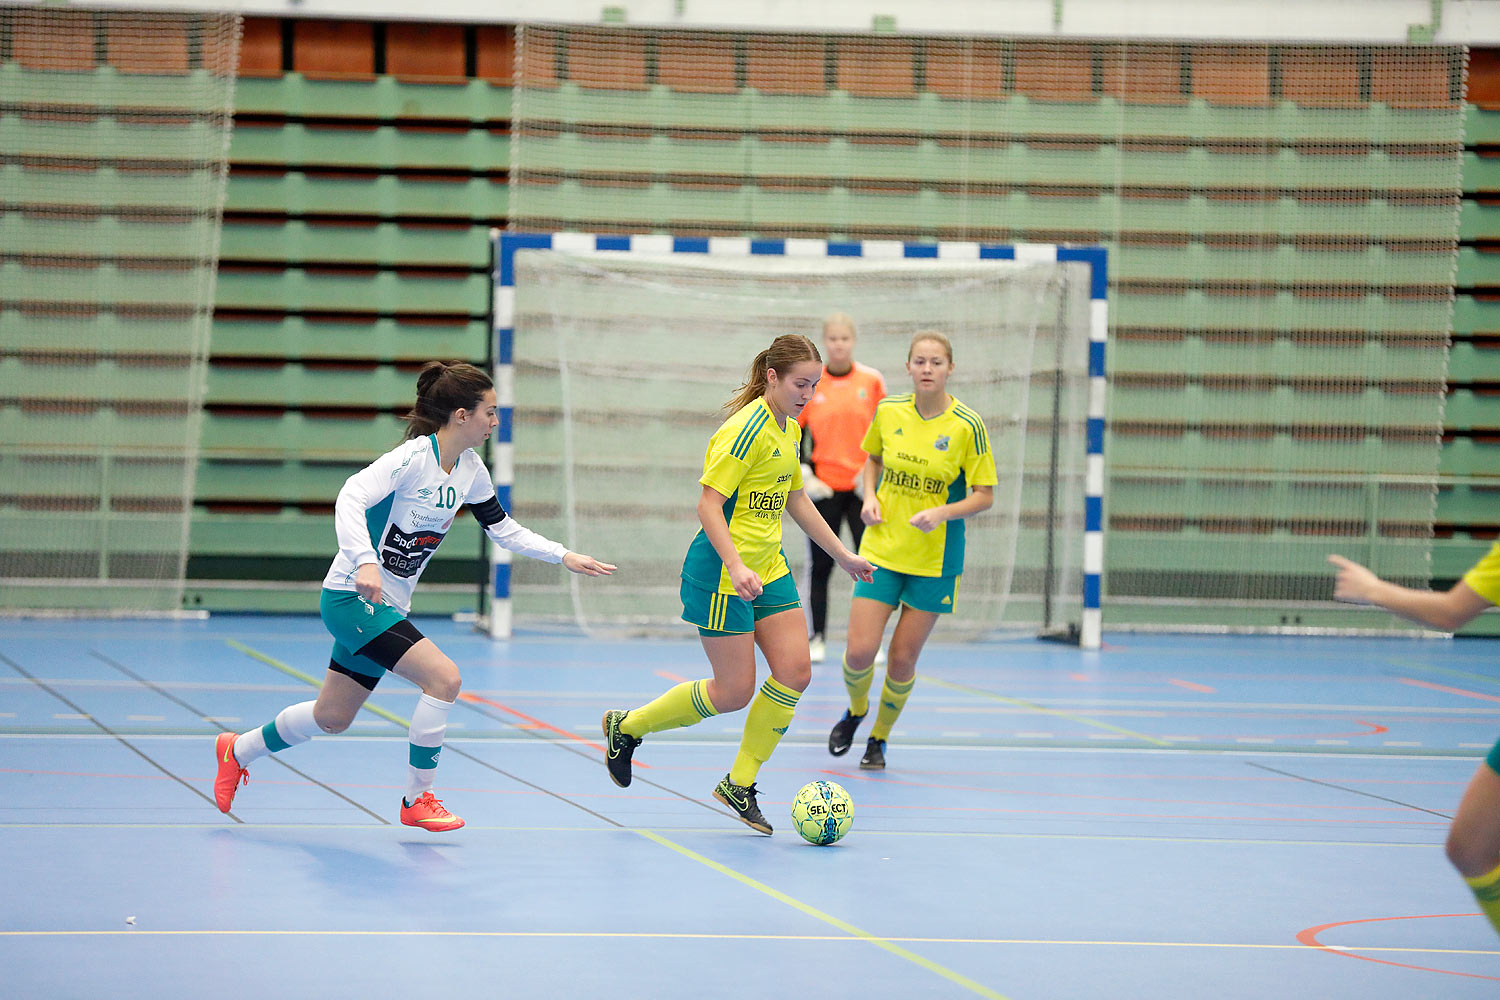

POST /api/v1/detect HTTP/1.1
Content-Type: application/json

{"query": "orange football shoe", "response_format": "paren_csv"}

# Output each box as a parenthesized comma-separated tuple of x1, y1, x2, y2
(400, 792, 465, 832)
(213, 732, 248, 813)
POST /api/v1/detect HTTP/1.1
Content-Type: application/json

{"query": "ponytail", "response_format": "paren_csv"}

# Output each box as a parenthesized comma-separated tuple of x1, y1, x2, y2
(724, 334, 820, 413)
(404, 360, 493, 440)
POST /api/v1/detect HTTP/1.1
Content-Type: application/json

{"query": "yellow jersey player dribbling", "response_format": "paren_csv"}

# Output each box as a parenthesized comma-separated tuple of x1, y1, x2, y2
(828, 331, 997, 770)
(600, 334, 874, 834)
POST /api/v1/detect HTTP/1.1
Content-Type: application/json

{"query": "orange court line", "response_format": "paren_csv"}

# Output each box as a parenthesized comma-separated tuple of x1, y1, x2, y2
(457, 692, 648, 767)
(1297, 913, 1500, 981)
(655, 670, 690, 683)
(1398, 677, 1500, 704)
(1167, 678, 1216, 693)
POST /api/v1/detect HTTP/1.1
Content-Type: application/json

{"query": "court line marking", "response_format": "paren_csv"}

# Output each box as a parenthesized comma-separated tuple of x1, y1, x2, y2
(1167, 678, 1215, 693)
(924, 677, 1170, 746)
(1387, 658, 1500, 688)
(224, 639, 412, 729)
(223, 639, 1010, 999)
(0, 822, 1445, 849)
(933, 698, 1500, 714)
(635, 829, 1009, 999)
(0, 651, 241, 823)
(1, 928, 1494, 956)
(457, 691, 627, 761)
(88, 649, 390, 825)
(1398, 677, 1500, 705)
(226, 639, 627, 828)
(1298, 913, 1500, 980)
(1244, 762, 1454, 819)
(0, 731, 1483, 762)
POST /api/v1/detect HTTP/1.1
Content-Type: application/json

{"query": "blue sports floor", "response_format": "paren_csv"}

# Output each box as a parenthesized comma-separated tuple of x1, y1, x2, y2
(2, 617, 1498, 998)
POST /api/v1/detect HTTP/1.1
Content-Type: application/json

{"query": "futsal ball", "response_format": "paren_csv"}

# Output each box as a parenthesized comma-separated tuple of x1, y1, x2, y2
(791, 780, 853, 845)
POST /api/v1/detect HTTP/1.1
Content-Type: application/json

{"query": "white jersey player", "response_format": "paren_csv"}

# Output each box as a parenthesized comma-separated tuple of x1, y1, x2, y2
(213, 361, 615, 832)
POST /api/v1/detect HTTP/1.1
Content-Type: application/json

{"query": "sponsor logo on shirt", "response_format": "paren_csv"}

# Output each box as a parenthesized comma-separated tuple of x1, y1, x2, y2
(885, 469, 947, 496)
(380, 525, 445, 578)
(746, 490, 787, 514)
(408, 509, 449, 529)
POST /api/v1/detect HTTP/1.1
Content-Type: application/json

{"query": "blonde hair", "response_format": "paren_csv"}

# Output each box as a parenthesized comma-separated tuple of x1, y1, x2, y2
(725, 334, 821, 413)
(823, 312, 857, 337)
(908, 330, 953, 364)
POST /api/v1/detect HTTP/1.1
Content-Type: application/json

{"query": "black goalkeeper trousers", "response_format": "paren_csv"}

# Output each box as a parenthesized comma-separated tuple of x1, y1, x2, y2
(807, 490, 865, 637)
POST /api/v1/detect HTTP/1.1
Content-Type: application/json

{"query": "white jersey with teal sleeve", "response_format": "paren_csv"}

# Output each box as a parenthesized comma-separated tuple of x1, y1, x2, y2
(322, 434, 567, 615)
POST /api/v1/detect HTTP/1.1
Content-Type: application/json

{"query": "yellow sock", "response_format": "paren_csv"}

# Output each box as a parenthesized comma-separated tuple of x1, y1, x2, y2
(728, 677, 800, 786)
(843, 652, 875, 717)
(869, 674, 916, 741)
(1464, 861, 1500, 937)
(621, 679, 717, 738)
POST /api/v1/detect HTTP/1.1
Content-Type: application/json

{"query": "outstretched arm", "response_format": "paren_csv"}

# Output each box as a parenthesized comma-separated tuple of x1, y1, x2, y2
(1328, 554, 1491, 632)
(476, 501, 614, 576)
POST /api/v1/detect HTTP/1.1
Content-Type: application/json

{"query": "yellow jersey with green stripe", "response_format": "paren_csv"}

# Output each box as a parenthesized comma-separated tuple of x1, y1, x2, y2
(682, 398, 805, 595)
(1462, 542, 1500, 604)
(859, 393, 998, 577)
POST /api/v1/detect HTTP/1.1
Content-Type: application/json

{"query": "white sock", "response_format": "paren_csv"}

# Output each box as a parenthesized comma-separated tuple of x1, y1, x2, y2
(234, 701, 318, 766)
(405, 692, 454, 804)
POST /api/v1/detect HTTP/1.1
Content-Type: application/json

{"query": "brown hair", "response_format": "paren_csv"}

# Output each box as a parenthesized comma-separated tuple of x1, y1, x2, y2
(908, 330, 954, 364)
(404, 360, 494, 440)
(725, 334, 821, 413)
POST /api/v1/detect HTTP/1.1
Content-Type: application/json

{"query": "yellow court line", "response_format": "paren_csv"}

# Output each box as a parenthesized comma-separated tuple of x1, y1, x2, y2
(634, 829, 1011, 1000)
(1, 929, 1493, 957)
(225, 639, 410, 728)
(925, 676, 1171, 746)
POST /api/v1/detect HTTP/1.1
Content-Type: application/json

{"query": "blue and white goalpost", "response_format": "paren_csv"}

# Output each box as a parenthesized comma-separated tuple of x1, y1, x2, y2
(487, 232, 1107, 650)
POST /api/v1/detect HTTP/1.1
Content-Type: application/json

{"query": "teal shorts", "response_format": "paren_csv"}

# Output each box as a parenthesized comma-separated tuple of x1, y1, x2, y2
(852, 565, 960, 614)
(320, 587, 409, 680)
(1488, 735, 1500, 776)
(681, 573, 801, 636)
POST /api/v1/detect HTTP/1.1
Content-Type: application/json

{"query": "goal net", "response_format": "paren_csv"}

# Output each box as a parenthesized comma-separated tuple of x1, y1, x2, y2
(0, 8, 240, 614)
(504, 238, 1098, 643)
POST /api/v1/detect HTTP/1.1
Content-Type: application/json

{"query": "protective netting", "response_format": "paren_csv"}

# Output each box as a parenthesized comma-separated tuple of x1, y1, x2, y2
(0, 8, 240, 613)
(509, 29, 1463, 631)
(509, 249, 1092, 639)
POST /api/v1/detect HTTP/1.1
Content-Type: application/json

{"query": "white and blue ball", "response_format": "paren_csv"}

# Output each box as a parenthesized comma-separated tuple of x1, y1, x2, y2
(791, 780, 853, 845)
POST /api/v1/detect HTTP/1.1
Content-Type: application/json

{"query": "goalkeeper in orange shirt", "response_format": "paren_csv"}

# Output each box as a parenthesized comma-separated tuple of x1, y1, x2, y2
(798, 313, 885, 663)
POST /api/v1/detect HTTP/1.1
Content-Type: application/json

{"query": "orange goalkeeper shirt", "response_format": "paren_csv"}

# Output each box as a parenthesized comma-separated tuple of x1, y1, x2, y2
(797, 362, 885, 492)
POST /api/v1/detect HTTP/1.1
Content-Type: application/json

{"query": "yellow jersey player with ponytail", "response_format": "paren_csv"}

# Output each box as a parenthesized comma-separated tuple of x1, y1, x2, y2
(828, 331, 997, 770)
(601, 334, 875, 834)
